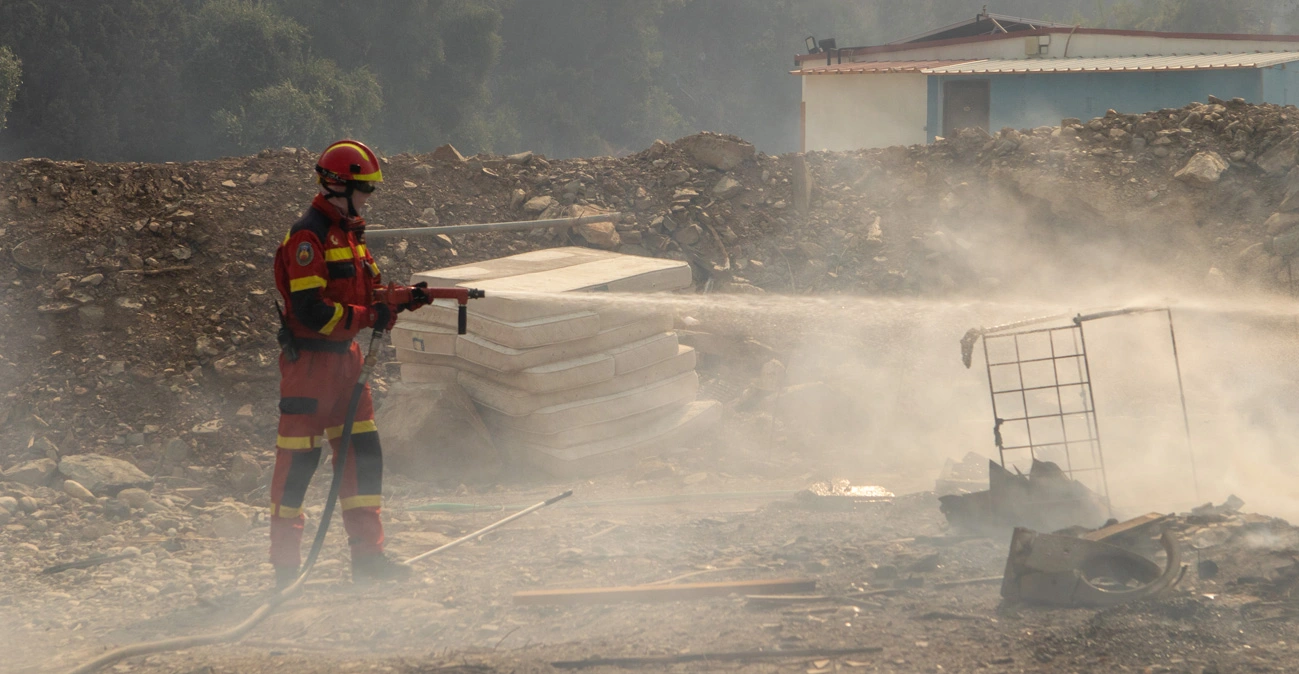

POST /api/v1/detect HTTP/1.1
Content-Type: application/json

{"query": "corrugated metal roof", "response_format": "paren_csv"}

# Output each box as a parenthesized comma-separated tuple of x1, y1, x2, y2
(923, 52, 1299, 74)
(791, 60, 972, 76)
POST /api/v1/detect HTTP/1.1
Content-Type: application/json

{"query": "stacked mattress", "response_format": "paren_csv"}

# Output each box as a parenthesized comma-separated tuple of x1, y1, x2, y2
(391, 247, 721, 476)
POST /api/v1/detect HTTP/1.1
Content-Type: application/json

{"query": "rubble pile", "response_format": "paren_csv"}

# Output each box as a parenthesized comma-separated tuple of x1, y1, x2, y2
(3, 100, 1299, 495)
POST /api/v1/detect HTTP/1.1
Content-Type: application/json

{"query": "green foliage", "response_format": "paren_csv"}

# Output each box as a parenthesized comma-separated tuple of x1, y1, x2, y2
(214, 61, 383, 153)
(0, 46, 19, 130)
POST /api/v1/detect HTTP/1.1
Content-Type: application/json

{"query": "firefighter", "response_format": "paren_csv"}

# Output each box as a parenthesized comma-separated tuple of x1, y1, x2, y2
(268, 139, 427, 588)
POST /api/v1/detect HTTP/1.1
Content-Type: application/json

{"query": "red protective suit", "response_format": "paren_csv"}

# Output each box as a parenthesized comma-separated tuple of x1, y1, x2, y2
(269, 193, 387, 569)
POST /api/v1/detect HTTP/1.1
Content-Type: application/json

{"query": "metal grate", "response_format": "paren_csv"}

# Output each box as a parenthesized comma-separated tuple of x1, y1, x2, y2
(981, 323, 1109, 502)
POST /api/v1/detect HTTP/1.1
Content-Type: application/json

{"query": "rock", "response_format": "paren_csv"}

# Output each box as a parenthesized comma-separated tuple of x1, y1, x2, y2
(212, 510, 251, 538)
(575, 221, 621, 250)
(433, 233, 454, 249)
(523, 196, 555, 213)
(0, 509, 9, 526)
(509, 188, 526, 209)
(505, 151, 533, 165)
(756, 359, 786, 392)
(221, 180, 237, 189)
(1174, 151, 1228, 187)
(419, 207, 440, 226)
(1266, 212, 1299, 235)
(3, 458, 57, 486)
(663, 169, 690, 187)
(679, 133, 755, 171)
(194, 336, 219, 357)
(712, 175, 743, 199)
(674, 223, 703, 246)
(18, 496, 37, 513)
(718, 281, 765, 294)
(0, 496, 17, 513)
(1279, 168, 1299, 212)
(62, 479, 95, 502)
(229, 453, 262, 493)
(58, 454, 152, 496)
(116, 488, 152, 509)
(248, 173, 270, 186)
(645, 139, 669, 158)
(431, 144, 466, 163)
(1257, 131, 1299, 175)
(163, 438, 190, 464)
(79, 273, 104, 286)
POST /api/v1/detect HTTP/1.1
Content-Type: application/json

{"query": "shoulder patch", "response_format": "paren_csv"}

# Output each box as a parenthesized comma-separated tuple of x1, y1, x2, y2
(296, 242, 314, 266)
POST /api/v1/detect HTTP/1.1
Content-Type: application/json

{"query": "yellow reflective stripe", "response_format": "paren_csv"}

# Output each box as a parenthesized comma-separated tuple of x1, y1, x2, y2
(356, 244, 368, 257)
(276, 434, 318, 450)
(273, 504, 303, 518)
(282, 233, 290, 244)
(289, 275, 327, 292)
(318, 304, 345, 336)
(325, 419, 377, 439)
(368, 261, 380, 276)
(324, 247, 354, 262)
(340, 495, 382, 510)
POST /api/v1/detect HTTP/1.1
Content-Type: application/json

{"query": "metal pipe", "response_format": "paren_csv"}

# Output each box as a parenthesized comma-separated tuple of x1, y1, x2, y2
(365, 213, 621, 240)
(403, 490, 573, 565)
(1165, 308, 1201, 501)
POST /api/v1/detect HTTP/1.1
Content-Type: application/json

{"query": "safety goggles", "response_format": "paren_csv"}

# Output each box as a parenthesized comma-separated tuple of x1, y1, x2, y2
(351, 181, 377, 194)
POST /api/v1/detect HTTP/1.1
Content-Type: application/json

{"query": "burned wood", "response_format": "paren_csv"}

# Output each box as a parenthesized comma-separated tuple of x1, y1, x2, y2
(551, 646, 883, 669)
(513, 577, 816, 605)
(1082, 512, 1170, 542)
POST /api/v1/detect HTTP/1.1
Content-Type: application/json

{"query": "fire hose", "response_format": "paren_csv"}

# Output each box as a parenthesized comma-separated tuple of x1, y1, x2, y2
(65, 287, 571, 674)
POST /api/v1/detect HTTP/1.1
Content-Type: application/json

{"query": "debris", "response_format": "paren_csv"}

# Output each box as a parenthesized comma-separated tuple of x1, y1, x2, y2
(430, 143, 466, 163)
(513, 577, 817, 605)
(713, 175, 743, 199)
(552, 646, 883, 669)
(41, 551, 140, 575)
(62, 479, 95, 502)
(797, 480, 894, 510)
(939, 459, 1108, 534)
(679, 132, 755, 171)
(1191, 494, 1245, 518)
(1000, 527, 1184, 607)
(935, 451, 990, 495)
(523, 196, 555, 213)
(934, 576, 1002, 589)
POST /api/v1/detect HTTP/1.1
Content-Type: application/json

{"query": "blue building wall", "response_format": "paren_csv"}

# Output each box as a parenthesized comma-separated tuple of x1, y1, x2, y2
(1261, 64, 1299, 105)
(926, 69, 1266, 141)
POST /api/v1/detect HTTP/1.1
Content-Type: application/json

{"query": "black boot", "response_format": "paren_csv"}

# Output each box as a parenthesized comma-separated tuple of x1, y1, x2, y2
(274, 565, 300, 592)
(351, 553, 413, 584)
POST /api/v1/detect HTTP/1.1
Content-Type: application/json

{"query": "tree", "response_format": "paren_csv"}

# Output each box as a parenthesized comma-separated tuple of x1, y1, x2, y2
(0, 46, 19, 130)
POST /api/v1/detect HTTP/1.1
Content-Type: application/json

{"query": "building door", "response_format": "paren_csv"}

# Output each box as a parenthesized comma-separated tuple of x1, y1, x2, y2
(943, 80, 990, 136)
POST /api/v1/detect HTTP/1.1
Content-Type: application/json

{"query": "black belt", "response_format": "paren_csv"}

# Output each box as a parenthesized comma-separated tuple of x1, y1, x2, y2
(297, 338, 352, 353)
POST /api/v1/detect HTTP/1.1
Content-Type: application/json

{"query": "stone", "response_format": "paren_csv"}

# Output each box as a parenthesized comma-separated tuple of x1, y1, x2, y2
(1279, 168, 1299, 212)
(18, 496, 37, 513)
(679, 133, 756, 171)
(79, 273, 104, 286)
(0, 496, 16, 513)
(1174, 151, 1228, 187)
(712, 175, 743, 199)
(509, 188, 527, 209)
(431, 144, 466, 163)
(3, 458, 56, 486)
(62, 479, 95, 502)
(194, 336, 219, 357)
(1265, 212, 1299, 235)
(220, 180, 237, 189)
(212, 510, 251, 538)
(229, 453, 262, 493)
(419, 207, 440, 226)
(0, 509, 9, 526)
(757, 359, 786, 392)
(116, 488, 152, 509)
(1257, 131, 1299, 175)
(663, 169, 690, 187)
(645, 139, 669, 158)
(58, 454, 152, 496)
(163, 438, 190, 464)
(248, 173, 270, 186)
(674, 223, 703, 246)
(433, 233, 454, 249)
(505, 151, 533, 165)
(575, 221, 621, 250)
(523, 196, 555, 213)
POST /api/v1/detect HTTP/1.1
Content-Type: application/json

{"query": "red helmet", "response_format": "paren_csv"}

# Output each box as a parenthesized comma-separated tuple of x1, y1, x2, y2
(315, 139, 383, 186)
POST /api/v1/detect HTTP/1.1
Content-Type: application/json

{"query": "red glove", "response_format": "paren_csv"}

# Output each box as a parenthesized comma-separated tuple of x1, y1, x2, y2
(359, 303, 396, 331)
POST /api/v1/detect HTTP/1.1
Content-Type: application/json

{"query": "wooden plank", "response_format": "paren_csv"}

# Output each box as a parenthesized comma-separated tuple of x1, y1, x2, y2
(1081, 512, 1169, 542)
(513, 577, 816, 605)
